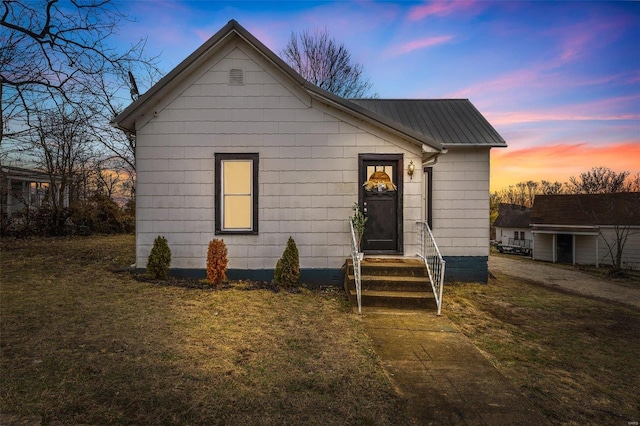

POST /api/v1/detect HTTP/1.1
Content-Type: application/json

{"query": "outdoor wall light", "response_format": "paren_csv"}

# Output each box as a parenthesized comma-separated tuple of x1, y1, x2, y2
(407, 160, 415, 179)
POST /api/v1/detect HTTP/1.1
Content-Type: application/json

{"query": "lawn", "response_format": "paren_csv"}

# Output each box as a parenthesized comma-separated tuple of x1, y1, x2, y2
(0, 235, 406, 425)
(3, 236, 639, 425)
(445, 272, 640, 425)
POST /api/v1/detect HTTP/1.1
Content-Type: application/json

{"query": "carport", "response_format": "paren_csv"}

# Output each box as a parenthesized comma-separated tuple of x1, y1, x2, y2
(531, 225, 600, 266)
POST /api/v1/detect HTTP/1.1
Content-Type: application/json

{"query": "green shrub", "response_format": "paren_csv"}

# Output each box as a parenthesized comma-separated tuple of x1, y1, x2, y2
(274, 236, 300, 287)
(207, 238, 228, 286)
(147, 236, 171, 279)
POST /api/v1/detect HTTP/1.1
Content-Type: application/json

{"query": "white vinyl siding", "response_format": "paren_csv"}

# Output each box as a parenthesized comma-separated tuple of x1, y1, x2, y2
(133, 38, 490, 271)
(430, 148, 491, 257)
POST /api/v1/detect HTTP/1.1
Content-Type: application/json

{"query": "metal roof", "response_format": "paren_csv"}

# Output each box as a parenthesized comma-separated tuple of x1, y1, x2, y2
(350, 99, 507, 148)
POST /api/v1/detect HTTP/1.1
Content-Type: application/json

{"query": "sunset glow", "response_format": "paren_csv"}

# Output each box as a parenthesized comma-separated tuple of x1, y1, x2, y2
(491, 143, 640, 191)
(112, 1, 639, 193)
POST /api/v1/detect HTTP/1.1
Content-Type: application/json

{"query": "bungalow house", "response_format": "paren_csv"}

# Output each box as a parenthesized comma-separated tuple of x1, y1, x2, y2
(494, 203, 532, 254)
(1, 165, 65, 218)
(112, 20, 506, 284)
(531, 193, 640, 269)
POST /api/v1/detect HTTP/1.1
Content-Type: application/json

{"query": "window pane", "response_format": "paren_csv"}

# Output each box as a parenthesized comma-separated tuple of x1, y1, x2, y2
(224, 195, 252, 229)
(223, 160, 251, 194)
(215, 153, 258, 235)
(366, 165, 394, 184)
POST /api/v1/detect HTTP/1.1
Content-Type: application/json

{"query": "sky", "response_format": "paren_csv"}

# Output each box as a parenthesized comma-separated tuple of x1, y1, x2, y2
(115, 0, 640, 192)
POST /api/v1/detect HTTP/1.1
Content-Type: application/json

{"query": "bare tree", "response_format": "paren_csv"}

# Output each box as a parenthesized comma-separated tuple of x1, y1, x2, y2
(579, 193, 640, 273)
(568, 166, 629, 194)
(280, 28, 375, 98)
(0, 0, 159, 164)
(25, 105, 97, 233)
(624, 172, 640, 192)
(540, 180, 565, 195)
(494, 180, 539, 208)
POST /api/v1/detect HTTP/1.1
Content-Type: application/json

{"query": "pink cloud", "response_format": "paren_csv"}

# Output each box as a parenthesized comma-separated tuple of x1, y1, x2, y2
(385, 35, 454, 57)
(449, 67, 539, 99)
(447, 13, 637, 104)
(558, 31, 592, 63)
(448, 65, 640, 116)
(486, 94, 640, 126)
(547, 17, 630, 67)
(408, 1, 478, 20)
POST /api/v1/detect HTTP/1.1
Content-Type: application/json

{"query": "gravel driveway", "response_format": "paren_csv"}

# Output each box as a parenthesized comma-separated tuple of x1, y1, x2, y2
(489, 255, 640, 310)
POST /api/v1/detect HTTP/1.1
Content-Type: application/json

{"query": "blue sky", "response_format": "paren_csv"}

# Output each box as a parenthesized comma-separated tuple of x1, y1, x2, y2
(116, 0, 640, 190)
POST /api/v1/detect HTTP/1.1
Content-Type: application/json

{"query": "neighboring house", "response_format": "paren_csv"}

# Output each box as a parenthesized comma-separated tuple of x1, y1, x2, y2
(1, 165, 65, 217)
(494, 203, 532, 253)
(112, 20, 506, 284)
(531, 193, 640, 269)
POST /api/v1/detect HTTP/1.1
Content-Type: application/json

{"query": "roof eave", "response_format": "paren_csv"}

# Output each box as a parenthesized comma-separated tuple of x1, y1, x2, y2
(442, 142, 507, 149)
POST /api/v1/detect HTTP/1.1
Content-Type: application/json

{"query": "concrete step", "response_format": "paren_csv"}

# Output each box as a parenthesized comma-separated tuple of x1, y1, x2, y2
(347, 289, 436, 310)
(346, 258, 427, 277)
(346, 274, 429, 292)
(344, 257, 436, 311)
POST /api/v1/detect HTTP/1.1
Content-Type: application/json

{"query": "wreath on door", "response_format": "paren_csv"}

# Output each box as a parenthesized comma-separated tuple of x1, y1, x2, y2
(363, 169, 396, 192)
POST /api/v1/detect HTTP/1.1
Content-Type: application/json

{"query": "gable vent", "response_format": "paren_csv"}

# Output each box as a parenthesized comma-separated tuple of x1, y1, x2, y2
(229, 68, 244, 85)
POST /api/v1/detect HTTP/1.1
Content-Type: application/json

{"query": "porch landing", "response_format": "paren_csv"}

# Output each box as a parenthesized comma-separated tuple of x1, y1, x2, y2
(344, 258, 437, 311)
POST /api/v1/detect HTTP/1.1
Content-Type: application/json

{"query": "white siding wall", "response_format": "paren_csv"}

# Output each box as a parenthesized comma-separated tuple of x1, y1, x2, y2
(135, 41, 423, 270)
(533, 233, 554, 262)
(533, 230, 639, 269)
(574, 235, 596, 264)
(495, 227, 533, 244)
(598, 227, 640, 270)
(431, 149, 490, 257)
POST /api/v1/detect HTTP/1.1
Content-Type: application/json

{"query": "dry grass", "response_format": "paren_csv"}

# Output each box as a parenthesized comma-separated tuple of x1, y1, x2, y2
(445, 274, 640, 425)
(0, 235, 406, 425)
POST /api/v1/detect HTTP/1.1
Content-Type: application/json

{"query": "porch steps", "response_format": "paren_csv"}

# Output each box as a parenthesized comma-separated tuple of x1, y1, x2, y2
(344, 258, 436, 311)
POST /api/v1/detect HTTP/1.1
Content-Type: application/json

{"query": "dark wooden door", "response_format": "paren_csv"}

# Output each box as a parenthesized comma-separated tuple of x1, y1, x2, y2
(359, 154, 403, 254)
(556, 234, 573, 263)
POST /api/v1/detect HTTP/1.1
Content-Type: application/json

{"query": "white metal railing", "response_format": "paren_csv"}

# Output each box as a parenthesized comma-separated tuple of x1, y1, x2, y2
(417, 221, 446, 315)
(349, 220, 362, 314)
(507, 238, 532, 249)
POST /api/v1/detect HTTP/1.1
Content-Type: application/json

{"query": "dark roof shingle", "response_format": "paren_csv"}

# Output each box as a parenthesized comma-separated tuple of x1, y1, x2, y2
(494, 204, 531, 228)
(531, 193, 640, 227)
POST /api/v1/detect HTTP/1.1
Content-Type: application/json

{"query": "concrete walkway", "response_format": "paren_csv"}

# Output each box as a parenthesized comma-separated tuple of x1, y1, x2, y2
(489, 255, 640, 309)
(360, 309, 549, 426)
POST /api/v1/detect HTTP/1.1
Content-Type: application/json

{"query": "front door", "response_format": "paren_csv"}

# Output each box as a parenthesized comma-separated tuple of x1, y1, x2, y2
(359, 154, 403, 254)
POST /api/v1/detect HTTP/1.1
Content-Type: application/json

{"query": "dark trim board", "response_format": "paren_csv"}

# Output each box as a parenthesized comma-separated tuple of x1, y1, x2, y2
(156, 268, 344, 286)
(214, 152, 259, 235)
(424, 166, 433, 229)
(442, 256, 488, 283)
